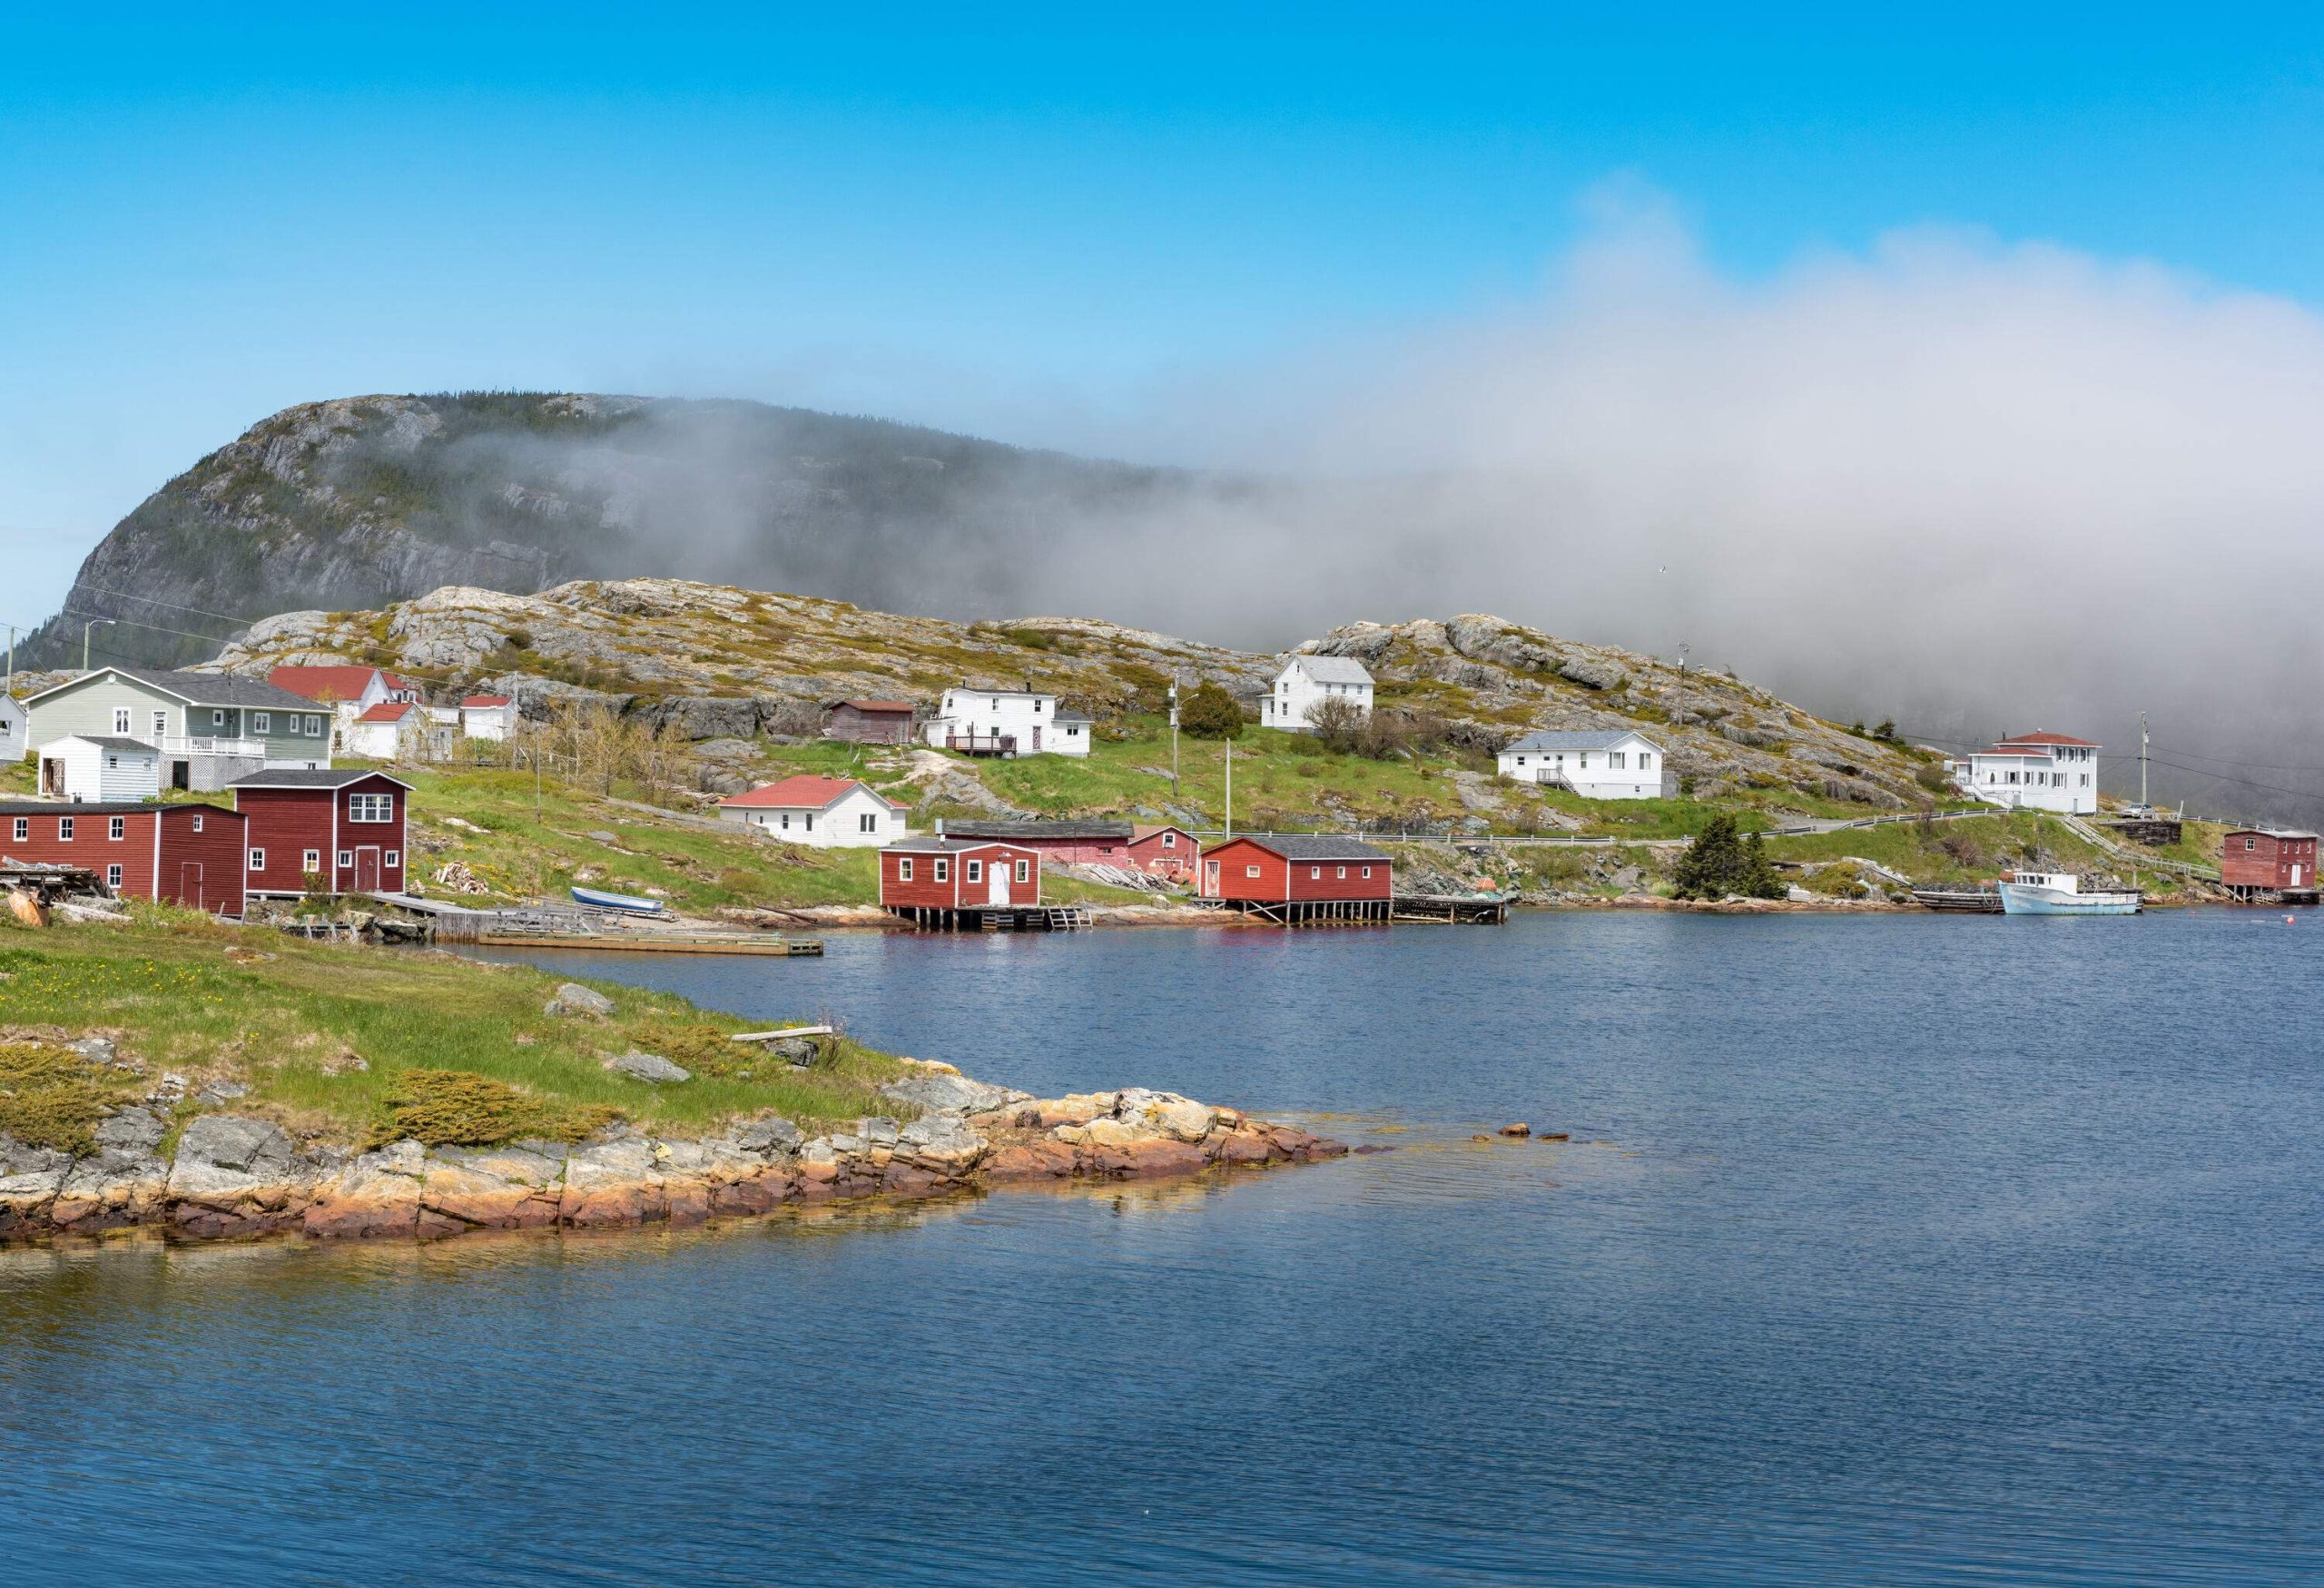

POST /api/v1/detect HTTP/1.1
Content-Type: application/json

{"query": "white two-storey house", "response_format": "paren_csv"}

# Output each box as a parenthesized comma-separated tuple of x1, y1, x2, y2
(1498, 729, 1669, 799)
(1954, 732, 2102, 814)
(1261, 655, 1374, 731)
(923, 686, 1091, 757)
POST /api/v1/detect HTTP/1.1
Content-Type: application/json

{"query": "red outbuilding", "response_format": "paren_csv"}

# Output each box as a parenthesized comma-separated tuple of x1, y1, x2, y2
(0, 800, 248, 916)
(231, 769, 412, 897)
(1199, 834, 1394, 923)
(1125, 823, 1199, 881)
(879, 835, 1042, 923)
(2221, 828, 2319, 897)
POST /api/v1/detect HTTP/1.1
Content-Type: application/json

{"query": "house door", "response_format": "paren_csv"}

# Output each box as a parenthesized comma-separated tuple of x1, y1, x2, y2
(989, 863, 1011, 906)
(2293, 863, 2306, 887)
(178, 863, 202, 912)
(354, 847, 381, 892)
(170, 759, 190, 791)
(1204, 859, 1220, 896)
(40, 757, 62, 795)
(1030, 725, 1041, 752)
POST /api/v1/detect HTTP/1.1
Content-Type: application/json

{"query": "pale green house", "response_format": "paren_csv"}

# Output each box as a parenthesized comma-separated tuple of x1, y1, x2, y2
(23, 667, 332, 793)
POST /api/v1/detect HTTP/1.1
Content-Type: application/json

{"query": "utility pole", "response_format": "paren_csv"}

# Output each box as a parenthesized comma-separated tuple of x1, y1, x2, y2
(1162, 678, 1180, 799)
(82, 617, 115, 671)
(1224, 736, 1233, 839)
(2139, 712, 2150, 809)
(4, 623, 15, 691)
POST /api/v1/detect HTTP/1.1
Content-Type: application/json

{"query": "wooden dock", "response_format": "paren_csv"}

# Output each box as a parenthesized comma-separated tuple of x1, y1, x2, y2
(363, 893, 822, 955)
(887, 903, 1092, 932)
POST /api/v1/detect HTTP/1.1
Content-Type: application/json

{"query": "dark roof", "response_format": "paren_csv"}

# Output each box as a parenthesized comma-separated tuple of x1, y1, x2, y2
(1503, 729, 1659, 754)
(940, 818, 1133, 841)
(2226, 827, 2319, 840)
(1285, 655, 1374, 686)
(1211, 833, 1393, 863)
(228, 769, 412, 791)
(58, 735, 159, 754)
(41, 666, 319, 710)
(0, 800, 241, 820)
(1051, 711, 1096, 725)
(883, 834, 1033, 854)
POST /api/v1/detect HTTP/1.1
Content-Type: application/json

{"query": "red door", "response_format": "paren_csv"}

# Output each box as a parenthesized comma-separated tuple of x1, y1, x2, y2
(355, 847, 381, 892)
(178, 863, 202, 912)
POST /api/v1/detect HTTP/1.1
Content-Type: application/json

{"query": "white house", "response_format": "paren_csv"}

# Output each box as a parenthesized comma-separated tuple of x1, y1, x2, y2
(717, 774, 909, 847)
(344, 700, 424, 761)
(35, 735, 162, 804)
(460, 694, 518, 742)
(0, 694, 25, 762)
(1954, 732, 2101, 815)
(267, 666, 421, 752)
(1497, 729, 1669, 799)
(923, 686, 1091, 757)
(1260, 655, 1374, 731)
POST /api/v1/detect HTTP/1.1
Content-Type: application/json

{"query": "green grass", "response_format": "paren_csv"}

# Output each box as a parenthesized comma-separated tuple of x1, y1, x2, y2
(0, 904, 911, 1143)
(1763, 813, 2141, 888)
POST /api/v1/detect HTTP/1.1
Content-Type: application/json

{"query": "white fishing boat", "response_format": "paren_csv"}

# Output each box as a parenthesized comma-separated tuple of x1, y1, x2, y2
(1996, 870, 2141, 915)
(569, 884, 674, 917)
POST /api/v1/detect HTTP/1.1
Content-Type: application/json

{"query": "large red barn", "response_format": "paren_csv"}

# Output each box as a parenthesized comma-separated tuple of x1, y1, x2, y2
(2221, 828, 2319, 897)
(1199, 834, 1393, 923)
(231, 769, 412, 897)
(1, 800, 248, 916)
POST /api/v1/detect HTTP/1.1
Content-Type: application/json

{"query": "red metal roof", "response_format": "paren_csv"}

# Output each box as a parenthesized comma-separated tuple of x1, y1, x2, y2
(355, 700, 414, 724)
(1991, 731, 2099, 749)
(721, 774, 882, 810)
(460, 695, 513, 708)
(268, 665, 384, 703)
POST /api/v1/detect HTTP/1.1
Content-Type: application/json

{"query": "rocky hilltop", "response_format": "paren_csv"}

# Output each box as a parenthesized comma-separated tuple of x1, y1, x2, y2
(22, 392, 1188, 669)
(211, 577, 1936, 806)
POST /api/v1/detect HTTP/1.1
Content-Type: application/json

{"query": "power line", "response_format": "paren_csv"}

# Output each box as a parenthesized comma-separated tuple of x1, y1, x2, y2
(62, 582, 258, 627)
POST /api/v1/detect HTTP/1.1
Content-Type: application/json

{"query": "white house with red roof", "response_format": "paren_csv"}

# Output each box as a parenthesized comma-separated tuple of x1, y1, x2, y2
(343, 700, 425, 761)
(1953, 731, 2102, 814)
(717, 774, 910, 847)
(459, 694, 518, 742)
(268, 665, 421, 753)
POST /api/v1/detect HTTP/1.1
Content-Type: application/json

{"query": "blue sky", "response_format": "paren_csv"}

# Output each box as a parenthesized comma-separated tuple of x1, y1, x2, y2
(5, 4, 2324, 636)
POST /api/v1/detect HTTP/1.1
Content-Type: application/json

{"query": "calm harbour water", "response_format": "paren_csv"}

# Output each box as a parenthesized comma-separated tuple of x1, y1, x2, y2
(5, 910, 2320, 1584)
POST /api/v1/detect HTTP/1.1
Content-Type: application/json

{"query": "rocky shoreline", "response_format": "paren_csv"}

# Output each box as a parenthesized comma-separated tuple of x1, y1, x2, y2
(0, 1063, 1347, 1246)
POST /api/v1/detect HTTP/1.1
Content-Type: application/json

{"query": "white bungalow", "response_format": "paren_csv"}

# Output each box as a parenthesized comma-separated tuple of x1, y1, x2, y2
(1954, 732, 2102, 815)
(922, 686, 1091, 757)
(344, 701, 424, 761)
(459, 694, 518, 742)
(1261, 655, 1374, 731)
(1497, 729, 1669, 799)
(0, 693, 25, 762)
(717, 774, 910, 847)
(35, 735, 162, 804)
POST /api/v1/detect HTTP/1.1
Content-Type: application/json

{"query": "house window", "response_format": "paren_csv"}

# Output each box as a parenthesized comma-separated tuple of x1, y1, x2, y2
(10, 818, 25, 842)
(1515, 755, 1527, 766)
(2247, 837, 2257, 851)
(153, 711, 167, 737)
(1311, 867, 1322, 880)
(385, 851, 400, 868)
(1246, 864, 1262, 878)
(212, 709, 226, 728)
(113, 707, 131, 734)
(1337, 866, 1347, 879)
(106, 755, 119, 769)
(253, 713, 271, 734)
(805, 814, 814, 832)
(1640, 754, 1652, 770)
(191, 814, 202, 833)
(338, 850, 352, 868)
(1161, 832, 1176, 848)
(934, 859, 950, 883)
(1611, 752, 1627, 770)
(304, 715, 321, 735)
(1015, 859, 1030, 883)
(1362, 866, 1373, 879)
(966, 859, 984, 883)
(303, 849, 320, 872)
(250, 848, 266, 871)
(107, 864, 123, 888)
(859, 813, 877, 833)
(899, 858, 914, 882)
(780, 813, 791, 830)
(58, 817, 73, 842)
(109, 816, 124, 840)
(349, 793, 393, 822)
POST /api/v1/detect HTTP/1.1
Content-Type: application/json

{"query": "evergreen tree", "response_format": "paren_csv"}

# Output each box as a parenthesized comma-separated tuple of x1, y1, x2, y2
(1178, 680, 1246, 739)
(1673, 814, 1787, 899)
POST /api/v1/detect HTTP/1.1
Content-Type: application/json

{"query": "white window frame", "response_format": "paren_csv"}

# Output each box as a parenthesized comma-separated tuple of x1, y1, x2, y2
(58, 816, 73, 842)
(1337, 866, 1347, 879)
(337, 850, 353, 869)
(899, 857, 914, 882)
(302, 849, 320, 873)
(191, 814, 203, 833)
(253, 712, 271, 734)
(385, 850, 400, 868)
(109, 816, 124, 840)
(1246, 864, 1262, 878)
(1015, 859, 1030, 883)
(1311, 867, 1322, 880)
(965, 859, 983, 883)
(303, 715, 321, 735)
(212, 709, 227, 728)
(153, 710, 168, 737)
(10, 817, 25, 842)
(859, 812, 877, 833)
(348, 793, 394, 823)
(1362, 866, 1373, 879)
(933, 858, 950, 883)
(250, 848, 266, 872)
(1160, 832, 1176, 849)
(113, 706, 131, 734)
(106, 864, 123, 888)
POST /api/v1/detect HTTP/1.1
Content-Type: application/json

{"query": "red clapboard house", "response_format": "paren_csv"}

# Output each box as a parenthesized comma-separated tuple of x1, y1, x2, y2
(1199, 834, 1394, 924)
(1125, 823, 1199, 881)
(2221, 828, 2319, 898)
(0, 801, 249, 916)
(231, 769, 411, 897)
(878, 835, 1042, 926)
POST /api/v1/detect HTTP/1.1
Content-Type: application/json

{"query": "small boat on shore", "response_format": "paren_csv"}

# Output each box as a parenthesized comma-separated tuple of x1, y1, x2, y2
(570, 884, 674, 916)
(1911, 886, 2004, 913)
(1997, 870, 2142, 915)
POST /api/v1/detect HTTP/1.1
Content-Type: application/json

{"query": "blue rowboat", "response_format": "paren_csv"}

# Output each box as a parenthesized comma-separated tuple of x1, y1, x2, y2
(571, 884, 672, 915)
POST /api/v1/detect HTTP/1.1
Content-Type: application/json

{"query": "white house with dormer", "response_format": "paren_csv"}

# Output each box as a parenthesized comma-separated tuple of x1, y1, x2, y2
(923, 686, 1091, 756)
(1498, 729, 1669, 799)
(1261, 656, 1374, 731)
(1952, 732, 2101, 814)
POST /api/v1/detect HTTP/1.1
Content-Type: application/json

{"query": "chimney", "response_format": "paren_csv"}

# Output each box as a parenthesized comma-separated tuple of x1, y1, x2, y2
(935, 818, 945, 839)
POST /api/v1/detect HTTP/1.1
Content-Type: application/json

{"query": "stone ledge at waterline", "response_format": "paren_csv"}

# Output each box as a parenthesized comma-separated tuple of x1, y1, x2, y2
(0, 1075, 1349, 1245)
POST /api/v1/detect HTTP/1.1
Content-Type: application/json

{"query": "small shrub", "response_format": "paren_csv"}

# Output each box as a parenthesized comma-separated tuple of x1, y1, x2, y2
(0, 1041, 130, 1153)
(368, 1069, 619, 1149)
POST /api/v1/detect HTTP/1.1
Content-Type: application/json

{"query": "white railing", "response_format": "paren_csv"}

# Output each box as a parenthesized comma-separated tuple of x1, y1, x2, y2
(159, 735, 265, 758)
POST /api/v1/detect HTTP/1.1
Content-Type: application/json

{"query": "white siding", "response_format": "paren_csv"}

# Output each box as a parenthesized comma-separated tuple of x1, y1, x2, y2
(1497, 732, 1667, 800)
(0, 696, 25, 762)
(1260, 657, 1374, 731)
(722, 785, 907, 848)
(923, 689, 1089, 756)
(36, 737, 161, 804)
